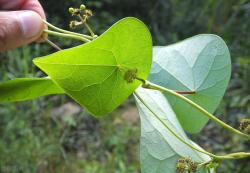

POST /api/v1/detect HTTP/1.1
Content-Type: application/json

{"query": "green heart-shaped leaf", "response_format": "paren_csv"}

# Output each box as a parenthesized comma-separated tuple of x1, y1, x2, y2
(135, 87, 214, 173)
(0, 78, 64, 102)
(149, 34, 231, 133)
(33, 17, 152, 116)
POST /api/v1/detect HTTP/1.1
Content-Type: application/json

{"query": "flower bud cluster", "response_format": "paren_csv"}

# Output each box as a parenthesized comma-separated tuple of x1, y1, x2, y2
(68, 4, 93, 29)
(176, 157, 198, 173)
(239, 118, 250, 134)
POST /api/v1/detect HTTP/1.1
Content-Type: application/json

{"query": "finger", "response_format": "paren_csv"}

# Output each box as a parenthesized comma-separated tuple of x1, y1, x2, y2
(21, 0, 47, 42)
(22, 0, 46, 19)
(0, 10, 44, 52)
(0, 0, 45, 19)
(0, 0, 26, 10)
(0, 0, 47, 42)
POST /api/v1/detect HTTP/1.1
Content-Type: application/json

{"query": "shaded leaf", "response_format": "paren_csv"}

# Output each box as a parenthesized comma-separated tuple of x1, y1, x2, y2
(135, 87, 213, 173)
(149, 34, 231, 133)
(34, 17, 152, 116)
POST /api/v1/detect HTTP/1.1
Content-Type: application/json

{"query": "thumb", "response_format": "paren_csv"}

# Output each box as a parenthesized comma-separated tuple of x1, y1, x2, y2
(0, 10, 44, 52)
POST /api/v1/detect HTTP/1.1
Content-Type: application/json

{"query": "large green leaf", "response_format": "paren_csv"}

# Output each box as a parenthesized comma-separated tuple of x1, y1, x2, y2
(149, 34, 231, 133)
(0, 78, 64, 102)
(135, 87, 214, 173)
(33, 17, 152, 116)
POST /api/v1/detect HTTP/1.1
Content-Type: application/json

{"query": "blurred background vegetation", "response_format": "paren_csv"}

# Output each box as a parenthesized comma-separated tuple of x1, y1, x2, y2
(0, 0, 250, 172)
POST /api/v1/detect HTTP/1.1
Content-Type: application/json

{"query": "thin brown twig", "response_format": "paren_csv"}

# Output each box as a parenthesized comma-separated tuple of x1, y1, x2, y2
(45, 38, 62, 51)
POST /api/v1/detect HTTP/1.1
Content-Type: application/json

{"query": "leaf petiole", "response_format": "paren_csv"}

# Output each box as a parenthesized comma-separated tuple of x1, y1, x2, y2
(43, 19, 93, 40)
(43, 29, 91, 43)
(140, 80, 250, 140)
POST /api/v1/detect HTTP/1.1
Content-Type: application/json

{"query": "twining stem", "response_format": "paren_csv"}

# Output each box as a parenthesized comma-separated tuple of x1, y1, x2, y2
(43, 19, 93, 40)
(140, 80, 250, 140)
(223, 152, 250, 159)
(135, 78, 249, 140)
(44, 29, 90, 43)
(45, 38, 62, 51)
(134, 90, 250, 160)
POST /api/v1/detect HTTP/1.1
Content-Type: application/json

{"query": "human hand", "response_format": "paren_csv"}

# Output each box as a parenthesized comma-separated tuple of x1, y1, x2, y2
(0, 0, 47, 52)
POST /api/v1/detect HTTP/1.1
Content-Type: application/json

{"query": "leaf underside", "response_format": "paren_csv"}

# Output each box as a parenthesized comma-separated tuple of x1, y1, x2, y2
(33, 17, 152, 116)
(149, 34, 231, 133)
(135, 87, 214, 173)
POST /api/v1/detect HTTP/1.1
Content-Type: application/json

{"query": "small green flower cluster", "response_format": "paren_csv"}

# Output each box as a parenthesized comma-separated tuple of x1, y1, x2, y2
(124, 69, 138, 83)
(68, 4, 93, 30)
(176, 157, 198, 173)
(239, 118, 250, 134)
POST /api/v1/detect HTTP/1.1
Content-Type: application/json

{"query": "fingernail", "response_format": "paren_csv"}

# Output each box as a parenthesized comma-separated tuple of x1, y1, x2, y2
(17, 11, 43, 39)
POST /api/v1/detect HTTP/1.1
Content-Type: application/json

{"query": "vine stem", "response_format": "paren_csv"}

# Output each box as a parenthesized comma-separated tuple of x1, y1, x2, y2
(134, 90, 250, 160)
(43, 29, 90, 43)
(42, 19, 93, 40)
(140, 80, 250, 140)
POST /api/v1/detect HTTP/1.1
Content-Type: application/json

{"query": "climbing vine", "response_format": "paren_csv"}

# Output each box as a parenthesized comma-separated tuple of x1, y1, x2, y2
(0, 4, 249, 173)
